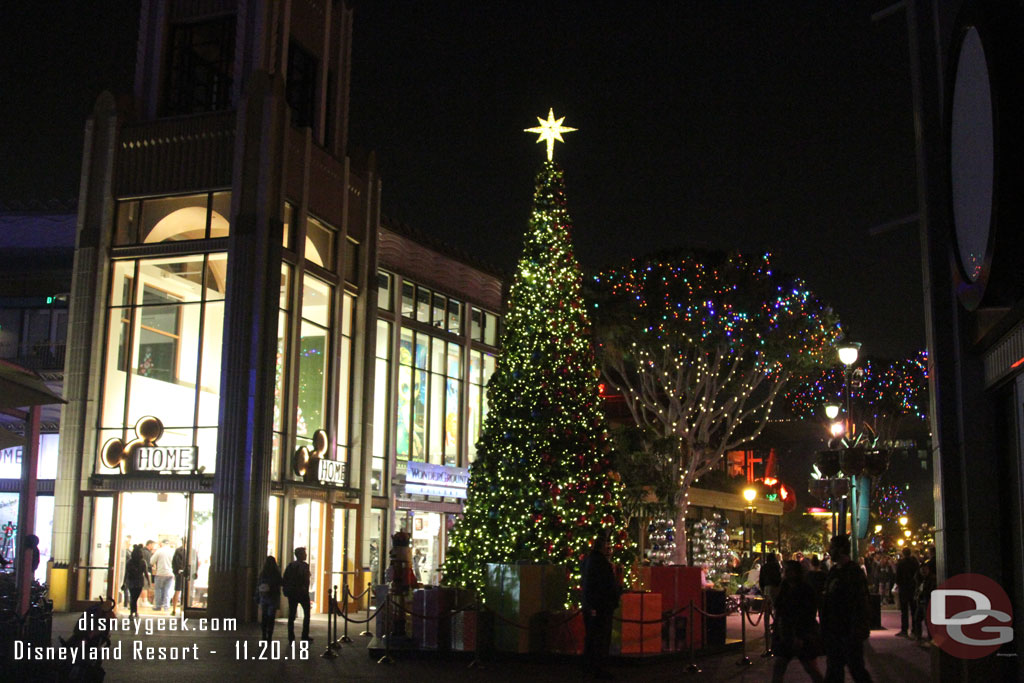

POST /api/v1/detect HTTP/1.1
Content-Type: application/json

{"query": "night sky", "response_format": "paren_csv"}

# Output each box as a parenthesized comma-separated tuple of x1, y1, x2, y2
(2, 2, 925, 358)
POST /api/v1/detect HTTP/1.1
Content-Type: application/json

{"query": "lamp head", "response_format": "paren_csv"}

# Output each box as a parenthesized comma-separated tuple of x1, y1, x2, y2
(824, 404, 840, 420)
(743, 488, 757, 503)
(837, 341, 861, 366)
(899, 516, 908, 526)
(830, 422, 845, 438)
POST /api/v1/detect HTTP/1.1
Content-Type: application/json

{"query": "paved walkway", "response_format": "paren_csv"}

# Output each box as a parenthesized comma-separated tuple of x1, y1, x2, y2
(24, 605, 929, 681)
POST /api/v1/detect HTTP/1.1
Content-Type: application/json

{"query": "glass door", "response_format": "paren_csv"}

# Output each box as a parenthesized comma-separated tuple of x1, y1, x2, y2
(292, 498, 325, 612)
(330, 506, 358, 607)
(74, 492, 118, 609)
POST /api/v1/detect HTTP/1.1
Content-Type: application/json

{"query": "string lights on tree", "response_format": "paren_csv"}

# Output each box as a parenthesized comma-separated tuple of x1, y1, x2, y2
(444, 112, 633, 604)
(589, 250, 840, 562)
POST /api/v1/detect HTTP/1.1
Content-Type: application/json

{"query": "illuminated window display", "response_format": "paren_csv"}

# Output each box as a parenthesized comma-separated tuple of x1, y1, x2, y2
(115, 192, 230, 245)
(100, 252, 227, 473)
(272, 265, 293, 481)
(336, 292, 355, 466)
(371, 320, 390, 494)
(295, 275, 332, 455)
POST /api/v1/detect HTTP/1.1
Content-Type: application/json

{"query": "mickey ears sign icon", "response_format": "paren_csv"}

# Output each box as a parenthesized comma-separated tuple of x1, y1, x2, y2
(292, 429, 329, 478)
(100, 416, 164, 473)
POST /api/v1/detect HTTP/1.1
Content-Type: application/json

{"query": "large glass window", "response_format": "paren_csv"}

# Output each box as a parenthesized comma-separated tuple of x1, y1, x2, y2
(164, 15, 236, 115)
(467, 350, 497, 462)
(305, 216, 335, 270)
(100, 253, 227, 473)
(336, 293, 355, 473)
(377, 271, 392, 311)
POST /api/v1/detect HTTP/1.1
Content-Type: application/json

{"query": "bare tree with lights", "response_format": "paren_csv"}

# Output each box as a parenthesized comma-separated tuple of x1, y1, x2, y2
(590, 250, 840, 562)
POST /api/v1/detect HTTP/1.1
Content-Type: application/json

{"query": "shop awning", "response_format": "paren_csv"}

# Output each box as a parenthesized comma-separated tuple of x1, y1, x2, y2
(0, 359, 65, 411)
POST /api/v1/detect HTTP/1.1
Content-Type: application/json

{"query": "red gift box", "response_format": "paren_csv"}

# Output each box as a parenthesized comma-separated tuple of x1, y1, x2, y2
(617, 591, 662, 654)
(546, 609, 584, 655)
(650, 565, 704, 650)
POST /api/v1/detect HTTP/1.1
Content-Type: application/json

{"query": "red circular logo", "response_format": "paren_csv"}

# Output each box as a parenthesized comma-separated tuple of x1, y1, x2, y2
(927, 573, 1013, 659)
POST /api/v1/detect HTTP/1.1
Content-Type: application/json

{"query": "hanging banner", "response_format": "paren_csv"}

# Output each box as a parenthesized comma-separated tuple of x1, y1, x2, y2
(405, 461, 469, 499)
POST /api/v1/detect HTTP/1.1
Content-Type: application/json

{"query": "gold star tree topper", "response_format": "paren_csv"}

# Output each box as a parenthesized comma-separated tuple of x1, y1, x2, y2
(525, 108, 577, 161)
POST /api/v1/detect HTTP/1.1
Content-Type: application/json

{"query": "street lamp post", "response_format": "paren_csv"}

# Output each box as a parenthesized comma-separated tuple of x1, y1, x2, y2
(837, 342, 861, 557)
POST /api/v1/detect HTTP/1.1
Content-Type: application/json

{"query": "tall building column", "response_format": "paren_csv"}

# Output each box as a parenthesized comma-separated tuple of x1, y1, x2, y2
(53, 93, 118, 590)
(207, 71, 285, 620)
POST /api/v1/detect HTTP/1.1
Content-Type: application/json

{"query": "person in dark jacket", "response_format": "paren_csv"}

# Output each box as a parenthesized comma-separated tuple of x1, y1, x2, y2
(821, 535, 873, 682)
(807, 555, 827, 607)
(759, 552, 783, 652)
(772, 560, 825, 683)
(895, 547, 919, 637)
(256, 555, 284, 640)
(912, 561, 936, 642)
(580, 532, 620, 679)
(282, 547, 312, 643)
(124, 545, 149, 617)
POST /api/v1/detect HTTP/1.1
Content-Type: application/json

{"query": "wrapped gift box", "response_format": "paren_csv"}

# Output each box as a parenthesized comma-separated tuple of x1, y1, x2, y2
(614, 591, 662, 654)
(451, 608, 493, 652)
(412, 587, 454, 650)
(484, 563, 568, 653)
(650, 565, 704, 650)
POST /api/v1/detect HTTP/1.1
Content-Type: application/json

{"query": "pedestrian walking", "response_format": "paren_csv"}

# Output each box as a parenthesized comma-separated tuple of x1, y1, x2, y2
(759, 551, 782, 652)
(912, 561, 936, 642)
(580, 531, 620, 679)
(256, 555, 283, 640)
(124, 545, 148, 617)
(771, 560, 825, 683)
(150, 539, 175, 612)
(895, 547, 919, 637)
(821, 535, 873, 682)
(282, 547, 312, 643)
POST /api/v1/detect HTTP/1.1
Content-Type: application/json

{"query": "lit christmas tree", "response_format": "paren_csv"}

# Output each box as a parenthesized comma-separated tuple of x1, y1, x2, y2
(444, 111, 633, 603)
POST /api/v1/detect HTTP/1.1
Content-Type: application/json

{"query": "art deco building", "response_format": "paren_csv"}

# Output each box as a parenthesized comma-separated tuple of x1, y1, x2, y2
(56, 0, 504, 620)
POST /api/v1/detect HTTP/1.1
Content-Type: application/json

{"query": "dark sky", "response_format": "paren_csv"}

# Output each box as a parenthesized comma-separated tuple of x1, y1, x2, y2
(1, 2, 925, 357)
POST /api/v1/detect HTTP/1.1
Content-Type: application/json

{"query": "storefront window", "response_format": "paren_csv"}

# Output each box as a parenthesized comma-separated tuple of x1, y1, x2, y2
(377, 271, 392, 311)
(0, 493, 53, 582)
(268, 495, 281, 560)
(0, 433, 59, 479)
(467, 350, 497, 463)
(100, 253, 227, 473)
(336, 293, 354, 468)
(401, 282, 414, 318)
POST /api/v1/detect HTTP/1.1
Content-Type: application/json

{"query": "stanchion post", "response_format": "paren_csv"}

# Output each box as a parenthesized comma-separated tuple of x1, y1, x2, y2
(340, 584, 353, 643)
(359, 584, 373, 637)
(321, 587, 337, 659)
(686, 600, 701, 674)
(736, 594, 751, 666)
(377, 586, 394, 664)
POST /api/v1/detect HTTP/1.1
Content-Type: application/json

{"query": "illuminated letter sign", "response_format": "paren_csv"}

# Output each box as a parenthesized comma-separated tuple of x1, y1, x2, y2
(135, 446, 196, 473)
(405, 462, 469, 499)
(316, 458, 346, 486)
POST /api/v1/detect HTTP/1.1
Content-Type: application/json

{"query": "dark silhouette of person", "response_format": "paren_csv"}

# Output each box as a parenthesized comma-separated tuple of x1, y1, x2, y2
(124, 545, 148, 617)
(282, 547, 312, 643)
(895, 547, 919, 637)
(821, 535, 873, 682)
(759, 551, 782, 652)
(23, 534, 40, 573)
(771, 560, 825, 683)
(580, 532, 620, 679)
(256, 555, 283, 640)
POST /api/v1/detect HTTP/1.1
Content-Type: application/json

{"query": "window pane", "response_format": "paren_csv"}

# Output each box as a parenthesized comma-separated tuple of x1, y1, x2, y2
(271, 432, 284, 481)
(401, 282, 415, 318)
(445, 378, 460, 466)
(280, 264, 292, 310)
(301, 274, 331, 327)
(342, 292, 354, 337)
(296, 320, 328, 437)
(446, 299, 461, 335)
(377, 271, 392, 310)
(195, 426, 217, 473)
(429, 375, 444, 464)
(484, 312, 499, 346)
(115, 201, 140, 245)
(447, 342, 461, 378)
(412, 369, 427, 461)
(483, 353, 496, 383)
(414, 333, 428, 370)
(283, 202, 295, 250)
(470, 350, 482, 385)
(198, 300, 224, 426)
(467, 383, 480, 462)
(138, 255, 206, 304)
(416, 287, 431, 323)
(471, 307, 482, 341)
(210, 192, 231, 238)
(109, 261, 135, 308)
(305, 216, 335, 269)
(375, 320, 390, 360)
(128, 302, 199, 427)
(273, 310, 289, 432)
(337, 334, 352, 448)
(399, 328, 413, 366)
(204, 253, 228, 300)
(431, 293, 445, 329)
(372, 357, 389, 486)
(430, 337, 446, 374)
(396, 364, 411, 459)
(101, 312, 129, 428)
(140, 194, 209, 243)
(343, 237, 359, 284)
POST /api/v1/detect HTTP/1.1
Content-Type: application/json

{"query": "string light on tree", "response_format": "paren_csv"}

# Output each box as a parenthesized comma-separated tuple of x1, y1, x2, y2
(444, 111, 633, 605)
